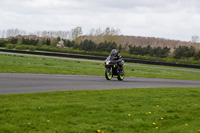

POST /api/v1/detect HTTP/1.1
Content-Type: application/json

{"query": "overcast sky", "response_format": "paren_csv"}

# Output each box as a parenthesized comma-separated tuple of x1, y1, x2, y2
(0, 0, 200, 41)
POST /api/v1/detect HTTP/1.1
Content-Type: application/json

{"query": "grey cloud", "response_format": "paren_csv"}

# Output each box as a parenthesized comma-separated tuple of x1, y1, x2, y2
(1, 0, 200, 41)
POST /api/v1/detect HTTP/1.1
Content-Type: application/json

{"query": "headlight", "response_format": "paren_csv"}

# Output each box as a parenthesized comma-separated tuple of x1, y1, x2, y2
(106, 61, 110, 65)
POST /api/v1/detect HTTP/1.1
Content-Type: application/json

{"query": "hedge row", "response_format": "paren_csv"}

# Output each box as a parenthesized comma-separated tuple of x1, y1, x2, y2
(1, 38, 200, 65)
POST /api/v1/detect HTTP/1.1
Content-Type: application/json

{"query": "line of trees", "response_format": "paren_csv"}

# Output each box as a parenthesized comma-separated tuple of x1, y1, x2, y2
(128, 45, 200, 59)
(1, 37, 200, 60)
(0, 27, 120, 41)
(5, 37, 118, 52)
(174, 46, 195, 59)
(9, 37, 39, 46)
(79, 40, 117, 52)
(63, 39, 117, 52)
(129, 45, 170, 58)
(0, 27, 82, 40)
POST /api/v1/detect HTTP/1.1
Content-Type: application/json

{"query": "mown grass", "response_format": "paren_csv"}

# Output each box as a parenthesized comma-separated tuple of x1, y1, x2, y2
(0, 54, 200, 80)
(0, 87, 200, 133)
(0, 54, 104, 75)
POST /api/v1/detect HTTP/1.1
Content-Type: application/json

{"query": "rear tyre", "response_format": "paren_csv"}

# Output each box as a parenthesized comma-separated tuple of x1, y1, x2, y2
(105, 68, 112, 80)
(117, 70, 125, 81)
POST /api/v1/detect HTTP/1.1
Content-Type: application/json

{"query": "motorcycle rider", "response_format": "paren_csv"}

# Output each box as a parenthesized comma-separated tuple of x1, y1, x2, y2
(109, 49, 124, 71)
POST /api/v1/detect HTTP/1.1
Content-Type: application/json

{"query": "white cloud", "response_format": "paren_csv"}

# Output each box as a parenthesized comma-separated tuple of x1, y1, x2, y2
(0, 0, 200, 41)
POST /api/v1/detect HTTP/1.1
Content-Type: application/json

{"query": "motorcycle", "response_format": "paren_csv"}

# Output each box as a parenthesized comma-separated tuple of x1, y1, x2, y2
(104, 56, 125, 81)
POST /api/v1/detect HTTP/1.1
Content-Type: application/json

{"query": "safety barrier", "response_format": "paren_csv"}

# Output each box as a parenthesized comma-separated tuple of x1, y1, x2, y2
(0, 48, 200, 69)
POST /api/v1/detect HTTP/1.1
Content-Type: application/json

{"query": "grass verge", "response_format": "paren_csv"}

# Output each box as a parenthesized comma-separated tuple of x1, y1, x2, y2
(1, 54, 200, 80)
(0, 87, 200, 133)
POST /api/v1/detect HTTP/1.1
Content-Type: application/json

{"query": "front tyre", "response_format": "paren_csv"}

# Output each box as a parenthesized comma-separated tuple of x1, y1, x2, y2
(105, 68, 112, 80)
(117, 71, 125, 81)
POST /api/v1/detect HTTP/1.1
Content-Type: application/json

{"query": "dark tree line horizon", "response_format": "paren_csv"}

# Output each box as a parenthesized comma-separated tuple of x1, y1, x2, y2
(1, 36, 200, 60)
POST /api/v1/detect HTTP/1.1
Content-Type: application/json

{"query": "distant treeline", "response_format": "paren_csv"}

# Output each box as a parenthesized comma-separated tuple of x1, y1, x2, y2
(0, 37, 200, 60)
(129, 45, 170, 58)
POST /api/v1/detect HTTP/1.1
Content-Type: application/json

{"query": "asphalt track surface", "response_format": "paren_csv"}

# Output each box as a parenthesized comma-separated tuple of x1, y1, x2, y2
(1, 73, 200, 95)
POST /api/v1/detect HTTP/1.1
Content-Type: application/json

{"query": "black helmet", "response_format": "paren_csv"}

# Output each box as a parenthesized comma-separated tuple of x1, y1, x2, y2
(111, 49, 117, 56)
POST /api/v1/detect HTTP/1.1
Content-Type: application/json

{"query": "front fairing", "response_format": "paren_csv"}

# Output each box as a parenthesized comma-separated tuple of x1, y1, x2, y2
(105, 55, 119, 69)
(105, 55, 114, 68)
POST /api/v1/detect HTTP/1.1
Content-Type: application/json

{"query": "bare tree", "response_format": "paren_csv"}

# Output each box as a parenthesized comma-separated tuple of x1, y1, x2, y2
(191, 35, 199, 43)
(103, 27, 120, 36)
(71, 27, 83, 41)
(63, 31, 70, 39)
(88, 28, 96, 36)
(36, 31, 42, 37)
(41, 31, 48, 38)
(21, 30, 27, 36)
(1, 30, 4, 38)
(103, 27, 121, 42)
(95, 28, 103, 36)
(13, 29, 20, 36)
(6, 29, 12, 37)
(3, 29, 27, 38)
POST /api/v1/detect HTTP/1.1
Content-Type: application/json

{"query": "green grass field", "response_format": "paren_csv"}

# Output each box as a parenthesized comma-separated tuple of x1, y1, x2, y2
(0, 87, 200, 133)
(0, 54, 200, 80)
(1, 53, 200, 133)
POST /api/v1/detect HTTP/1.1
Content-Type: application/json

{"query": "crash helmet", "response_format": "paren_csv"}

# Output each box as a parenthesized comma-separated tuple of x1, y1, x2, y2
(111, 49, 117, 56)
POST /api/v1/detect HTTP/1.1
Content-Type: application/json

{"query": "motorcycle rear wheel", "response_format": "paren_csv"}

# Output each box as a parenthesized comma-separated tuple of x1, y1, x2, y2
(117, 71, 125, 81)
(105, 68, 112, 80)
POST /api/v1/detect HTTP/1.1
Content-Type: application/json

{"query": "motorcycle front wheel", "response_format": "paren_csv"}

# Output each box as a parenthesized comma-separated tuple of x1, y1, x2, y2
(105, 68, 112, 80)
